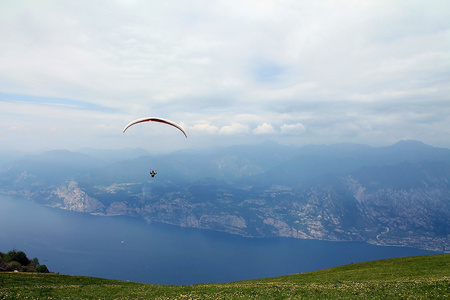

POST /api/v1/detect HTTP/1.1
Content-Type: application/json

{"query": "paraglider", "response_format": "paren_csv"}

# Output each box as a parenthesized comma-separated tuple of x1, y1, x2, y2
(123, 117, 187, 138)
(123, 117, 187, 178)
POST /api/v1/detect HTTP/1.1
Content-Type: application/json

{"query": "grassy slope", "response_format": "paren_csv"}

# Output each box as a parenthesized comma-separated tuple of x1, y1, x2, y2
(0, 254, 448, 299)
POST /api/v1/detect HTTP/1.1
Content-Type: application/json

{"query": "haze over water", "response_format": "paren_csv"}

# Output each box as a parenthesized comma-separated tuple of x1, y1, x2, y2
(0, 195, 438, 285)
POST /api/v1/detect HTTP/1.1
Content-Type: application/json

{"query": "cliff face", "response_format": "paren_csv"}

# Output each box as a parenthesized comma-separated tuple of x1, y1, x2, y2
(36, 171, 448, 252)
(49, 181, 105, 213)
(1, 141, 449, 252)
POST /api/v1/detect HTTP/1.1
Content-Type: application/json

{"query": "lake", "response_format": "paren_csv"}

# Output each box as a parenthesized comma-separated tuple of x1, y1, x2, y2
(0, 194, 439, 285)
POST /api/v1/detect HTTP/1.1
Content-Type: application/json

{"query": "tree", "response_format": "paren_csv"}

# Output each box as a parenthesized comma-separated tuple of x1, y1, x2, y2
(6, 261, 21, 272)
(1, 249, 50, 273)
(7, 250, 29, 266)
(36, 265, 49, 273)
(31, 257, 40, 267)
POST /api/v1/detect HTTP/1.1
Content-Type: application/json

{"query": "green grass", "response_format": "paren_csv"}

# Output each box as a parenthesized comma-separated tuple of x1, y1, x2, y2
(0, 254, 448, 299)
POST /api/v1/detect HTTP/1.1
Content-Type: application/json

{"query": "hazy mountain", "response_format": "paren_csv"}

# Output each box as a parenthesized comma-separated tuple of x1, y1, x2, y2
(0, 140, 449, 252)
(78, 148, 151, 163)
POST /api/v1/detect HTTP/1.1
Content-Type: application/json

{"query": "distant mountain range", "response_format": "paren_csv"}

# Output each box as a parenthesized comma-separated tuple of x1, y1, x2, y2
(1, 140, 449, 252)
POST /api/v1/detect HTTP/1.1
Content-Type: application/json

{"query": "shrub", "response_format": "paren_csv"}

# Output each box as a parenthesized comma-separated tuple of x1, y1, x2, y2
(8, 250, 29, 266)
(36, 265, 49, 273)
(6, 261, 22, 272)
(1, 249, 49, 273)
(31, 257, 40, 267)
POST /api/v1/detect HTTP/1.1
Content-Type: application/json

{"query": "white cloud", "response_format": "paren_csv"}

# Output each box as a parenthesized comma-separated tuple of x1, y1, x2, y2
(190, 123, 219, 134)
(219, 123, 250, 135)
(253, 122, 275, 135)
(280, 123, 306, 135)
(1, 1, 449, 151)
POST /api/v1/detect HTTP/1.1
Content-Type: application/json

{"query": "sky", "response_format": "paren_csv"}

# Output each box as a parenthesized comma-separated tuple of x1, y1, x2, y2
(1, 0, 449, 153)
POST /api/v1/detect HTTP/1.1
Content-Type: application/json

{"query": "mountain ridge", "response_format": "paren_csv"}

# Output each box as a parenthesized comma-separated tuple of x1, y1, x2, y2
(0, 140, 449, 252)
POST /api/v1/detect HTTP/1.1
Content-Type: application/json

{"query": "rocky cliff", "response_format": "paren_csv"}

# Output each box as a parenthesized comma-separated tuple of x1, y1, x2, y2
(1, 141, 449, 252)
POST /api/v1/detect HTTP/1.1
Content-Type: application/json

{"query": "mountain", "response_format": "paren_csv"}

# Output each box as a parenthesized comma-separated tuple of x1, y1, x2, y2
(78, 148, 152, 163)
(0, 140, 449, 252)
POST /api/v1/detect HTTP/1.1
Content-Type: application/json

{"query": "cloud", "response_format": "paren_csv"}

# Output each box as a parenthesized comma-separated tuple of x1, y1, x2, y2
(1, 1, 449, 151)
(280, 123, 306, 135)
(219, 123, 250, 135)
(253, 122, 275, 135)
(190, 123, 219, 134)
(0, 94, 115, 112)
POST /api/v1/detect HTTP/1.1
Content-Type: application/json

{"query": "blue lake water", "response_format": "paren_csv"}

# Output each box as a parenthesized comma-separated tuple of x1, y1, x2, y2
(0, 195, 439, 285)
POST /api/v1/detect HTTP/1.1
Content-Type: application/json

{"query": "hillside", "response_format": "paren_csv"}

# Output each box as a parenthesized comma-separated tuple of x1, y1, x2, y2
(1, 140, 449, 252)
(0, 254, 448, 299)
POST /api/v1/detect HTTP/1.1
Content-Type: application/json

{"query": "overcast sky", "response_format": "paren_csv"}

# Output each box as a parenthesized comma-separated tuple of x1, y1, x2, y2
(1, 0, 449, 153)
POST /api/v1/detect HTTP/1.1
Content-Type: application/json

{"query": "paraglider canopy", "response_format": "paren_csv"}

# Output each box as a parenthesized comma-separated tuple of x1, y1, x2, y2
(123, 117, 187, 138)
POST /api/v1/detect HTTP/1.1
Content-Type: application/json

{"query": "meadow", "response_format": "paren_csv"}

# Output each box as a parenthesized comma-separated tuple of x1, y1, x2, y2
(0, 254, 448, 299)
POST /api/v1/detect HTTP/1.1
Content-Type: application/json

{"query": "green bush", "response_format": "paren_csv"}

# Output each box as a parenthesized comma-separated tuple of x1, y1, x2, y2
(31, 257, 40, 267)
(6, 261, 21, 272)
(36, 265, 49, 273)
(7, 250, 29, 265)
(1, 250, 48, 273)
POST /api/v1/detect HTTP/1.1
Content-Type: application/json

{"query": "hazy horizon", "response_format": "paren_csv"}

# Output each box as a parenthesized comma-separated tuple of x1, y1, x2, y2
(1, 139, 449, 158)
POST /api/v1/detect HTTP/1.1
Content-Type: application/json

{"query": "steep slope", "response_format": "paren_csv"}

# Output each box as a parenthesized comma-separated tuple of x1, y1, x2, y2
(0, 254, 448, 299)
(0, 141, 449, 251)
